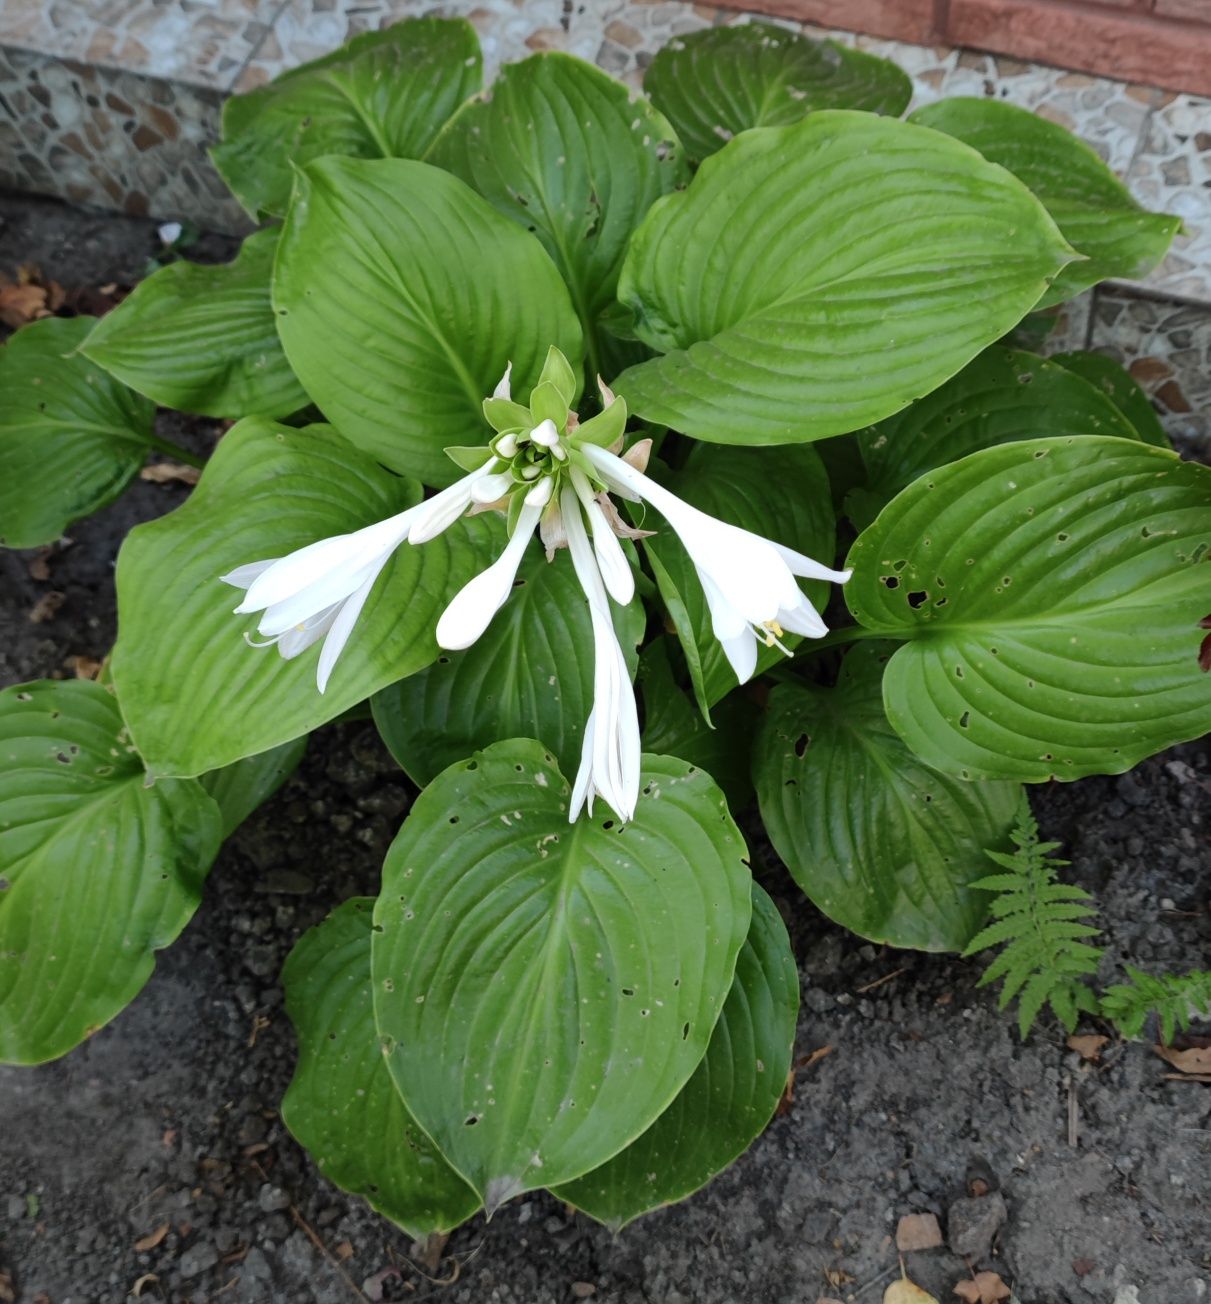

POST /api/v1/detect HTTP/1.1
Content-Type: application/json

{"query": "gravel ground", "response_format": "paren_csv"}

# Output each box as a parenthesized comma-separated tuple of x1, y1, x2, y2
(0, 191, 1208, 1304)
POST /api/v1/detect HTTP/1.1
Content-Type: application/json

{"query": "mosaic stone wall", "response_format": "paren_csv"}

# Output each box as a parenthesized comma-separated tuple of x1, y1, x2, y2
(0, 0, 1207, 448)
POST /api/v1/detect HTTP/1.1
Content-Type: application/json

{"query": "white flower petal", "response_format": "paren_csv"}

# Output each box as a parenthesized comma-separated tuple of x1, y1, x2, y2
(221, 558, 278, 590)
(315, 567, 382, 693)
(434, 501, 542, 650)
(770, 540, 853, 585)
(409, 465, 497, 544)
(493, 361, 513, 400)
(275, 604, 340, 659)
(470, 471, 514, 504)
(531, 419, 560, 447)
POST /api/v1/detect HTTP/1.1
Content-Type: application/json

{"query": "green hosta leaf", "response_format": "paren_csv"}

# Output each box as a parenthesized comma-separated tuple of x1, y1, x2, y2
(845, 345, 1144, 530)
(199, 735, 308, 838)
(281, 898, 480, 1233)
(0, 680, 222, 1064)
(0, 317, 155, 549)
(552, 882, 796, 1228)
(371, 528, 644, 784)
(645, 21, 911, 164)
(212, 17, 483, 220)
(429, 53, 688, 382)
(372, 740, 752, 1208)
(614, 111, 1075, 446)
(1051, 351, 1170, 449)
(911, 98, 1179, 308)
(111, 418, 491, 778)
(638, 638, 754, 811)
(643, 444, 836, 716)
(754, 645, 1020, 950)
(82, 229, 307, 420)
(846, 436, 1211, 781)
(273, 157, 583, 487)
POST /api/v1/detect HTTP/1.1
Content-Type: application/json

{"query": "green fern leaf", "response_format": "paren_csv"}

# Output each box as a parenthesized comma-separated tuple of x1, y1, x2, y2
(963, 793, 1102, 1038)
(1101, 967, 1211, 1042)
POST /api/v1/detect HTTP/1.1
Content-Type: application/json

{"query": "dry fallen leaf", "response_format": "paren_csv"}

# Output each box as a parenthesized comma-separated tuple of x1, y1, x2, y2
(825, 1267, 855, 1288)
(885, 1273, 940, 1304)
(67, 655, 104, 681)
(27, 549, 53, 581)
(28, 591, 65, 624)
(1154, 1044, 1211, 1076)
(334, 1239, 354, 1262)
(0, 1269, 15, 1304)
(896, 1212, 944, 1252)
(134, 1221, 169, 1252)
(953, 1271, 1011, 1304)
(140, 461, 201, 486)
(132, 1272, 159, 1296)
(1067, 1034, 1109, 1063)
(0, 282, 49, 328)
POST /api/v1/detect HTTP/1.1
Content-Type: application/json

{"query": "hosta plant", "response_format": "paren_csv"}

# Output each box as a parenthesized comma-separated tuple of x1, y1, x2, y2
(2, 16, 1208, 1237)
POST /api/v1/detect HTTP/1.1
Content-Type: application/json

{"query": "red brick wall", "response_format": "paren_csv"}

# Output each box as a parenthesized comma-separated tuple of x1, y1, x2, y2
(729, 0, 1211, 95)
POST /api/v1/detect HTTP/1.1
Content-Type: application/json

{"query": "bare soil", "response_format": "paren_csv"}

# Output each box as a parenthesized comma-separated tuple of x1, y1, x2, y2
(0, 191, 1207, 1304)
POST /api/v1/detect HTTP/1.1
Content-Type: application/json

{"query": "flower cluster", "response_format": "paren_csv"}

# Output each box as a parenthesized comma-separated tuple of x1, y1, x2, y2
(224, 349, 850, 823)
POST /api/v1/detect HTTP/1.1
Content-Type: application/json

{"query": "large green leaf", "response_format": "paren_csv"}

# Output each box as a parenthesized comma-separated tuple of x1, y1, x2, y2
(911, 98, 1179, 308)
(0, 317, 155, 549)
(111, 418, 490, 778)
(281, 898, 480, 1233)
(613, 111, 1076, 446)
(372, 739, 752, 1208)
(846, 436, 1211, 781)
(755, 645, 1020, 950)
(644, 22, 911, 164)
(199, 735, 308, 839)
(81, 229, 307, 419)
(845, 345, 1144, 530)
(552, 882, 796, 1227)
(0, 680, 221, 1064)
(212, 17, 483, 220)
(637, 637, 754, 812)
(273, 157, 583, 487)
(1051, 350, 1170, 449)
(642, 444, 836, 716)
(428, 53, 688, 382)
(371, 529, 644, 785)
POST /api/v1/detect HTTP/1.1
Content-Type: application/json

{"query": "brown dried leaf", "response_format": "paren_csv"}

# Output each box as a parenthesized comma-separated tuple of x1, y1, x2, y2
(1072, 1258, 1095, 1277)
(953, 1272, 1011, 1304)
(885, 1276, 940, 1304)
(896, 1212, 944, 1252)
(66, 655, 104, 681)
(134, 1222, 169, 1252)
(27, 549, 53, 581)
(1154, 1043, 1211, 1075)
(334, 1240, 354, 1262)
(0, 1270, 15, 1304)
(0, 282, 49, 328)
(1067, 1034, 1109, 1063)
(131, 1274, 159, 1298)
(29, 591, 65, 624)
(140, 461, 201, 486)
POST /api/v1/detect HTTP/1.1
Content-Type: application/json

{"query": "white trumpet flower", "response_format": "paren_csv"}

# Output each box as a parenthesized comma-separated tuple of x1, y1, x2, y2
(562, 487, 640, 824)
(581, 442, 851, 685)
(221, 503, 423, 692)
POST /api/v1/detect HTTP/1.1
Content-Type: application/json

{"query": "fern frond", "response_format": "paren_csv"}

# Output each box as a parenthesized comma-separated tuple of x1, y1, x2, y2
(963, 793, 1102, 1038)
(1101, 967, 1211, 1042)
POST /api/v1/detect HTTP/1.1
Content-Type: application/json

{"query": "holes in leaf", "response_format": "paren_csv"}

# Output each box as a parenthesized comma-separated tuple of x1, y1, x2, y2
(55, 752, 71, 764)
(793, 733, 809, 759)
(906, 591, 928, 610)
(14, 692, 31, 702)
(955, 666, 964, 679)
(1001, 576, 1012, 587)
(640, 1009, 650, 1018)
(881, 576, 900, 589)
(892, 559, 908, 572)
(464, 1115, 479, 1127)
(327, 1032, 337, 1041)
(934, 597, 948, 608)
(1057, 532, 1070, 543)
(465, 760, 478, 770)
(681, 1022, 691, 1040)
(602, 819, 615, 831)
(0, 878, 8, 892)
(959, 711, 971, 729)
(449, 815, 460, 824)
(514, 763, 524, 772)
(621, 987, 635, 997)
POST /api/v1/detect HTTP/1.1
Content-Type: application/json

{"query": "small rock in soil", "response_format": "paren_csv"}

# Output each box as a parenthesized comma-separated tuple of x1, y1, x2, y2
(895, 1211, 943, 1252)
(178, 1242, 219, 1278)
(947, 1190, 1008, 1261)
(258, 1184, 291, 1214)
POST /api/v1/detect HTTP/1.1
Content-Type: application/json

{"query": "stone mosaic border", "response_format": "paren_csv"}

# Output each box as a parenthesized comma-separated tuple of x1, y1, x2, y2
(0, 0, 1207, 450)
